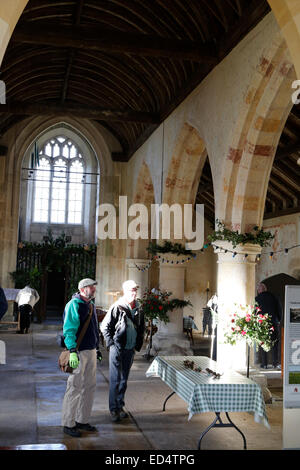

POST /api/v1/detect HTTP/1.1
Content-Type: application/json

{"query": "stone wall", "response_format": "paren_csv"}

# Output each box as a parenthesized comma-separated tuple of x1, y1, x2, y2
(256, 212, 300, 282)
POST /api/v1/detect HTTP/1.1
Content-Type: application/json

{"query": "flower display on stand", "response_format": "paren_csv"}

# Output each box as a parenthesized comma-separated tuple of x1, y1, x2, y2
(224, 303, 275, 352)
(138, 288, 192, 360)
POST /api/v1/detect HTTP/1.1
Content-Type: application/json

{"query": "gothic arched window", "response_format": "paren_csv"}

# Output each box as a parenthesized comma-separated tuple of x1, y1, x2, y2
(33, 136, 84, 224)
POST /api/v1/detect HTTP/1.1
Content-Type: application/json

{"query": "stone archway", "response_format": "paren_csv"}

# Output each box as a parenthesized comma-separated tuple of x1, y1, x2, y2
(218, 35, 296, 233)
(268, 0, 300, 79)
(0, 1, 28, 65)
(0, 114, 114, 296)
(152, 123, 209, 355)
(163, 123, 207, 207)
(212, 34, 297, 371)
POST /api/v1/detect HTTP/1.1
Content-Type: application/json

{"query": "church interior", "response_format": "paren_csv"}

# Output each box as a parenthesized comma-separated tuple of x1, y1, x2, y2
(0, 0, 300, 452)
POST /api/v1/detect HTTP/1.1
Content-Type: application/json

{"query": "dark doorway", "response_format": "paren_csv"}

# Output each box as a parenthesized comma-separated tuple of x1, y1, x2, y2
(46, 270, 66, 319)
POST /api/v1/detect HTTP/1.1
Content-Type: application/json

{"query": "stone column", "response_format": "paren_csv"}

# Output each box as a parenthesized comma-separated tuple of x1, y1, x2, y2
(214, 242, 261, 373)
(126, 258, 149, 296)
(152, 254, 193, 355)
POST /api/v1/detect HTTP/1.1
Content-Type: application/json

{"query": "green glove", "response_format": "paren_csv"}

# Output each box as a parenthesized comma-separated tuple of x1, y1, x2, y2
(97, 349, 102, 363)
(69, 352, 79, 369)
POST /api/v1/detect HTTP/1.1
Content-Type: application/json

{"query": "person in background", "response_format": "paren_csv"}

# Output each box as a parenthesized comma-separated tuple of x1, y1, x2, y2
(0, 286, 8, 321)
(256, 282, 282, 369)
(100, 280, 145, 422)
(61, 278, 101, 438)
(15, 285, 40, 334)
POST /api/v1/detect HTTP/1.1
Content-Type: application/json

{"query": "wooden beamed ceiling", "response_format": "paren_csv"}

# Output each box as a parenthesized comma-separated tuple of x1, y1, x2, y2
(3, 0, 298, 223)
(0, 0, 270, 161)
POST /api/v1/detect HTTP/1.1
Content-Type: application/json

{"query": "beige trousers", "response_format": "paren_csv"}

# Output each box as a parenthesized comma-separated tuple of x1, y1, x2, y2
(61, 349, 97, 428)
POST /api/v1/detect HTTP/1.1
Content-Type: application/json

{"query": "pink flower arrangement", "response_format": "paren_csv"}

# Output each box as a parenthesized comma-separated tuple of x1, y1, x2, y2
(225, 303, 274, 352)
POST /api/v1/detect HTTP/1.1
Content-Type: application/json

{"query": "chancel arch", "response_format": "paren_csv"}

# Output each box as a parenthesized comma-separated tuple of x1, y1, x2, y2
(218, 35, 296, 233)
(268, 0, 300, 79)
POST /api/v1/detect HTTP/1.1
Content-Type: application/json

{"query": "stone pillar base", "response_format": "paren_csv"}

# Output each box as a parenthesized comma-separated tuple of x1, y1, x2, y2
(152, 333, 193, 356)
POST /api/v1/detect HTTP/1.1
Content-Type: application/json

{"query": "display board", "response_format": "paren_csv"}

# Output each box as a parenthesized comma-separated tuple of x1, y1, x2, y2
(283, 285, 300, 409)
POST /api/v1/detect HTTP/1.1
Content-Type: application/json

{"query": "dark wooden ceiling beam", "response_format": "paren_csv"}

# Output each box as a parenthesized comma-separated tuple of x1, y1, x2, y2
(275, 140, 300, 161)
(60, 49, 75, 104)
(264, 205, 300, 220)
(0, 101, 159, 124)
(196, 181, 214, 195)
(11, 23, 218, 64)
(269, 174, 298, 204)
(235, 0, 242, 16)
(61, 0, 84, 105)
(290, 105, 300, 120)
(267, 183, 289, 209)
(202, 0, 228, 31)
(218, 0, 270, 60)
(275, 160, 300, 179)
(271, 166, 300, 194)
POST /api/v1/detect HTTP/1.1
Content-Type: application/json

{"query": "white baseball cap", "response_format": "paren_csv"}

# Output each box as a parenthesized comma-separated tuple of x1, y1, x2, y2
(78, 278, 97, 290)
(122, 280, 139, 291)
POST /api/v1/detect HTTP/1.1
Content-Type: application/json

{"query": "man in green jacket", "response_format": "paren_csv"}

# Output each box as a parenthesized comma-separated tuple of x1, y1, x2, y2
(61, 278, 100, 438)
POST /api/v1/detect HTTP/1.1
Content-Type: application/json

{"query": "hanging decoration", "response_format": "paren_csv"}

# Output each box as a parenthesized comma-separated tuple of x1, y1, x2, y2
(134, 241, 197, 271)
(207, 219, 274, 248)
(133, 221, 299, 271)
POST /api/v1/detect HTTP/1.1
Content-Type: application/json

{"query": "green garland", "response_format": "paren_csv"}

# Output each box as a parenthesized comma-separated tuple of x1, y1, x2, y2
(207, 219, 274, 249)
(147, 241, 193, 257)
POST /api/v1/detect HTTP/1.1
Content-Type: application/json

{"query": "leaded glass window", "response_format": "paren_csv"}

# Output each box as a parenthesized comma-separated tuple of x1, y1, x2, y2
(33, 136, 84, 224)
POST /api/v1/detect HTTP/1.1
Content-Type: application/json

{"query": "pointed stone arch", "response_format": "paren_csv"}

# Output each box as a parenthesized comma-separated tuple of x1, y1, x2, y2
(163, 123, 207, 207)
(0, 1, 28, 65)
(268, 0, 300, 79)
(0, 114, 114, 286)
(218, 33, 296, 232)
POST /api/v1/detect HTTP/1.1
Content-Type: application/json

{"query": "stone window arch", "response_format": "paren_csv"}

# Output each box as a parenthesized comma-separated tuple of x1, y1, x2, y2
(32, 136, 85, 225)
(20, 124, 99, 244)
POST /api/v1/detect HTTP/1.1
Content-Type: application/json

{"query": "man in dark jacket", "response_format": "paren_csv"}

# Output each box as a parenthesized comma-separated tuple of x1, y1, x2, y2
(61, 278, 100, 437)
(101, 280, 144, 422)
(256, 282, 282, 369)
(0, 286, 8, 321)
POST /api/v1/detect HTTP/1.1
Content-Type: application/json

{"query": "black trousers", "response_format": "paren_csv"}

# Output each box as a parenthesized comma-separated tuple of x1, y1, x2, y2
(19, 304, 33, 332)
(261, 324, 280, 366)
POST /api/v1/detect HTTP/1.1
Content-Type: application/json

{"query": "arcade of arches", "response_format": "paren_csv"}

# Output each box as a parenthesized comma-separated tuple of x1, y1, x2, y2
(0, 1, 300, 376)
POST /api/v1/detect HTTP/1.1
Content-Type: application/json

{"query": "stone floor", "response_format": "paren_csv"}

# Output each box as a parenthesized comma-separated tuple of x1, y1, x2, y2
(0, 323, 284, 453)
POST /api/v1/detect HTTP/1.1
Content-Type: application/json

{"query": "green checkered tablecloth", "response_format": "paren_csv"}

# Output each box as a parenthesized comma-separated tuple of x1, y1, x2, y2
(146, 356, 269, 428)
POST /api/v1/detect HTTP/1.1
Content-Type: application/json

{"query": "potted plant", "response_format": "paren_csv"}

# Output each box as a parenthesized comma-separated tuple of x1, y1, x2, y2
(138, 288, 192, 360)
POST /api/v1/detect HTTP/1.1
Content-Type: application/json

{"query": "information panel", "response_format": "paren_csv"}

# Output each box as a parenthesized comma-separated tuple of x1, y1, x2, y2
(283, 285, 300, 408)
